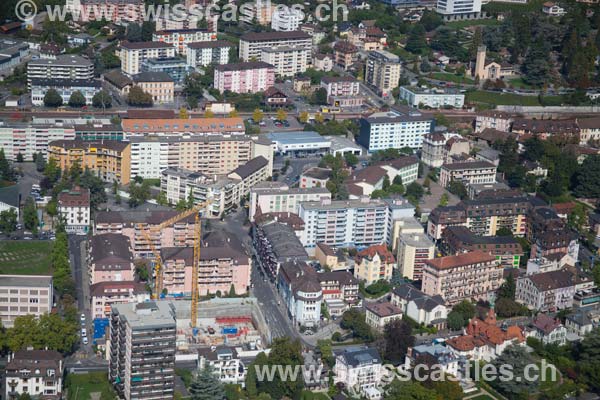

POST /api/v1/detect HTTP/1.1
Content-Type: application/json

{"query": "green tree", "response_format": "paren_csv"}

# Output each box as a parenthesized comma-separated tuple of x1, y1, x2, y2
(127, 86, 153, 107)
(498, 271, 516, 300)
(575, 155, 600, 198)
(405, 182, 425, 201)
(340, 308, 374, 341)
(439, 192, 449, 206)
(452, 300, 476, 320)
(35, 152, 46, 172)
(383, 319, 414, 364)
(189, 365, 225, 400)
(23, 197, 38, 234)
(522, 39, 551, 87)
(0, 209, 18, 236)
(128, 181, 151, 208)
(0, 150, 12, 181)
(80, 170, 107, 210)
(490, 345, 539, 398)
(68, 90, 86, 108)
(405, 24, 427, 54)
(386, 380, 439, 400)
(156, 191, 168, 206)
(92, 90, 112, 109)
(446, 310, 465, 330)
(276, 109, 287, 122)
(16, 153, 23, 163)
(252, 108, 264, 124)
(311, 87, 328, 105)
(447, 180, 468, 200)
(344, 153, 358, 167)
(43, 88, 63, 107)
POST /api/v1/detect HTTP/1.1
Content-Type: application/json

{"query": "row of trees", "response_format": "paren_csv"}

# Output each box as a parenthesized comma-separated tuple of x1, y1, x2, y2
(43, 89, 113, 109)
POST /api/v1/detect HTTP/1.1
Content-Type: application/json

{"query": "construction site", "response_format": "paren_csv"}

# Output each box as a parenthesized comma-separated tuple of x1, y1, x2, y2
(172, 297, 271, 352)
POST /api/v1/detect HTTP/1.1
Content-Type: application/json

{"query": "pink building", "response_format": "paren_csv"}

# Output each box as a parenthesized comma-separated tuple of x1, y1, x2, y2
(88, 233, 135, 285)
(90, 281, 149, 319)
(161, 231, 251, 296)
(214, 61, 275, 94)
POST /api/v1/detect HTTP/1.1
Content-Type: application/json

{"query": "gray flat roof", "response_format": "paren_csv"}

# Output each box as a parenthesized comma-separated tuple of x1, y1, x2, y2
(267, 131, 330, 146)
(0, 275, 52, 287)
(400, 232, 433, 247)
(300, 198, 388, 211)
(113, 301, 176, 330)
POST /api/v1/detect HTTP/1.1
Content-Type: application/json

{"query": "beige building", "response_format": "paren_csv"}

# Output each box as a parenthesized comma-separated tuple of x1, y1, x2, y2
(475, 111, 515, 133)
(261, 46, 310, 76)
(0, 275, 53, 328)
(365, 50, 402, 98)
(354, 245, 396, 285)
(577, 117, 600, 144)
(472, 46, 514, 81)
(239, 31, 312, 61)
(397, 233, 436, 281)
(249, 183, 331, 221)
(315, 243, 353, 272)
(132, 72, 174, 104)
(422, 251, 502, 306)
(439, 161, 497, 187)
(365, 301, 403, 330)
(119, 41, 175, 75)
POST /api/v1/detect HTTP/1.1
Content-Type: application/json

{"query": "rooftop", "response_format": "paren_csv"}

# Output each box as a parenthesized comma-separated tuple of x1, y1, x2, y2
(120, 41, 173, 50)
(266, 131, 330, 146)
(425, 250, 497, 270)
(133, 71, 174, 83)
(240, 30, 311, 41)
(112, 301, 176, 329)
(215, 61, 274, 72)
(187, 40, 233, 49)
(441, 160, 497, 171)
(229, 156, 268, 179)
(366, 301, 402, 317)
(0, 275, 53, 288)
(260, 221, 308, 259)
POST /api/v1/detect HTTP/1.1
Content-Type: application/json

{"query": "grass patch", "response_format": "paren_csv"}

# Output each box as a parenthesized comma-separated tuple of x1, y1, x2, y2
(507, 77, 537, 89)
(0, 240, 54, 275)
(465, 90, 564, 106)
(301, 391, 330, 400)
(467, 395, 496, 400)
(445, 19, 501, 29)
(430, 72, 475, 84)
(66, 372, 116, 400)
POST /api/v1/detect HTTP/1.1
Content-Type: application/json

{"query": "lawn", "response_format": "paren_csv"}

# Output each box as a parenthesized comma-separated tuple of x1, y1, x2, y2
(507, 77, 537, 89)
(446, 19, 501, 29)
(465, 90, 563, 106)
(466, 395, 496, 400)
(301, 391, 330, 400)
(0, 240, 54, 275)
(430, 72, 475, 84)
(66, 372, 116, 400)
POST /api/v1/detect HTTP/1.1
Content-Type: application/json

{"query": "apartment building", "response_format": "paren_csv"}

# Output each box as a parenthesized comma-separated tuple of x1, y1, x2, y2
(121, 117, 245, 138)
(109, 301, 176, 400)
(313, 53, 333, 72)
(421, 251, 502, 306)
(354, 245, 396, 285)
(300, 167, 331, 189)
(152, 29, 217, 55)
(197, 347, 246, 386)
(397, 232, 435, 281)
(0, 275, 53, 328)
(427, 196, 531, 239)
(239, 31, 311, 61)
(94, 211, 197, 258)
(132, 72, 174, 104)
(357, 108, 434, 152)
(0, 124, 75, 161)
(399, 86, 465, 109)
(365, 302, 403, 330)
(421, 133, 446, 168)
(129, 134, 271, 180)
(277, 261, 322, 327)
(90, 281, 149, 320)
(333, 41, 358, 70)
(186, 41, 232, 68)
(161, 231, 251, 296)
(119, 41, 176, 75)
(88, 233, 135, 285)
(333, 347, 383, 396)
(5, 350, 63, 399)
(317, 271, 359, 304)
(439, 161, 497, 187)
(511, 118, 580, 140)
(58, 186, 90, 235)
(298, 197, 414, 252)
(516, 269, 579, 311)
(441, 226, 522, 268)
(260, 46, 310, 76)
(436, 0, 482, 19)
(320, 76, 363, 108)
(474, 111, 515, 133)
(365, 50, 402, 98)
(213, 62, 275, 94)
(252, 221, 309, 279)
(345, 157, 419, 198)
(249, 183, 331, 221)
(31, 78, 101, 106)
(271, 6, 304, 31)
(47, 139, 131, 184)
(27, 55, 94, 87)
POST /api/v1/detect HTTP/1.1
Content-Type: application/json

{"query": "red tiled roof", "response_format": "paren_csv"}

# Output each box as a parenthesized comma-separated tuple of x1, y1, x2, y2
(356, 245, 395, 264)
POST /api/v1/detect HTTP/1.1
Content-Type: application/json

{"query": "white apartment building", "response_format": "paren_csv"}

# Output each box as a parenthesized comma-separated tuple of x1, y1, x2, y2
(399, 86, 465, 109)
(119, 41, 176, 75)
(298, 197, 415, 252)
(333, 347, 383, 396)
(261, 46, 310, 76)
(397, 232, 436, 281)
(421, 132, 447, 168)
(31, 78, 101, 106)
(277, 261, 322, 327)
(0, 275, 53, 328)
(0, 124, 76, 161)
(152, 29, 217, 55)
(57, 186, 90, 235)
(198, 347, 246, 386)
(271, 6, 304, 31)
(239, 30, 312, 61)
(365, 50, 402, 98)
(357, 108, 433, 152)
(186, 41, 232, 68)
(475, 111, 514, 133)
(439, 161, 497, 187)
(27, 54, 94, 87)
(436, 0, 482, 18)
(5, 350, 63, 399)
(249, 183, 331, 221)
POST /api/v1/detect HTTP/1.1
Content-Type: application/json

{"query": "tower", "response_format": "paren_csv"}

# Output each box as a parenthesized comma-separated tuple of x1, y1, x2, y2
(474, 45, 487, 80)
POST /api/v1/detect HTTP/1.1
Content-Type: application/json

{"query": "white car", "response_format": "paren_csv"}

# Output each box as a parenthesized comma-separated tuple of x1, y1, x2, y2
(80, 313, 86, 322)
(81, 328, 87, 337)
(82, 337, 89, 345)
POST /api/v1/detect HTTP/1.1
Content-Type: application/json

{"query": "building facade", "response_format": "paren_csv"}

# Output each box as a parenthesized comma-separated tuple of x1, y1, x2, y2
(213, 62, 275, 93)
(152, 29, 217, 55)
(186, 41, 232, 68)
(119, 41, 176, 75)
(5, 350, 63, 400)
(399, 86, 465, 109)
(249, 184, 331, 221)
(27, 55, 94, 87)
(0, 275, 53, 328)
(58, 186, 91, 234)
(239, 31, 312, 61)
(365, 50, 402, 98)
(397, 233, 436, 281)
(439, 161, 497, 187)
(354, 245, 396, 285)
(31, 78, 101, 106)
(260, 46, 310, 76)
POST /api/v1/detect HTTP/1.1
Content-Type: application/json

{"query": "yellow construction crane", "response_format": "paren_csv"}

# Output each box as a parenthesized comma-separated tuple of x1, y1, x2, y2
(139, 201, 211, 301)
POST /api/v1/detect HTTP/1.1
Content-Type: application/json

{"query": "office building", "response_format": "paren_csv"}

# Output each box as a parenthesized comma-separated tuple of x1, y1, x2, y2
(213, 62, 275, 94)
(58, 186, 90, 235)
(260, 46, 310, 76)
(397, 232, 435, 281)
(132, 72, 175, 104)
(249, 183, 331, 221)
(30, 78, 101, 106)
(271, 6, 304, 31)
(0, 275, 53, 328)
(365, 50, 402, 98)
(239, 31, 311, 61)
(439, 160, 497, 187)
(140, 57, 190, 84)
(399, 86, 465, 109)
(421, 251, 502, 306)
(47, 139, 131, 184)
(27, 55, 94, 87)
(186, 41, 232, 68)
(109, 301, 176, 400)
(152, 29, 217, 55)
(119, 41, 176, 75)
(266, 131, 331, 156)
(357, 108, 434, 152)
(5, 350, 63, 399)
(436, 0, 482, 19)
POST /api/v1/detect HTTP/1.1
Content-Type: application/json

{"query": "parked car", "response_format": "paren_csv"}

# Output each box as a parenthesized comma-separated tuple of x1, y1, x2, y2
(82, 337, 89, 345)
